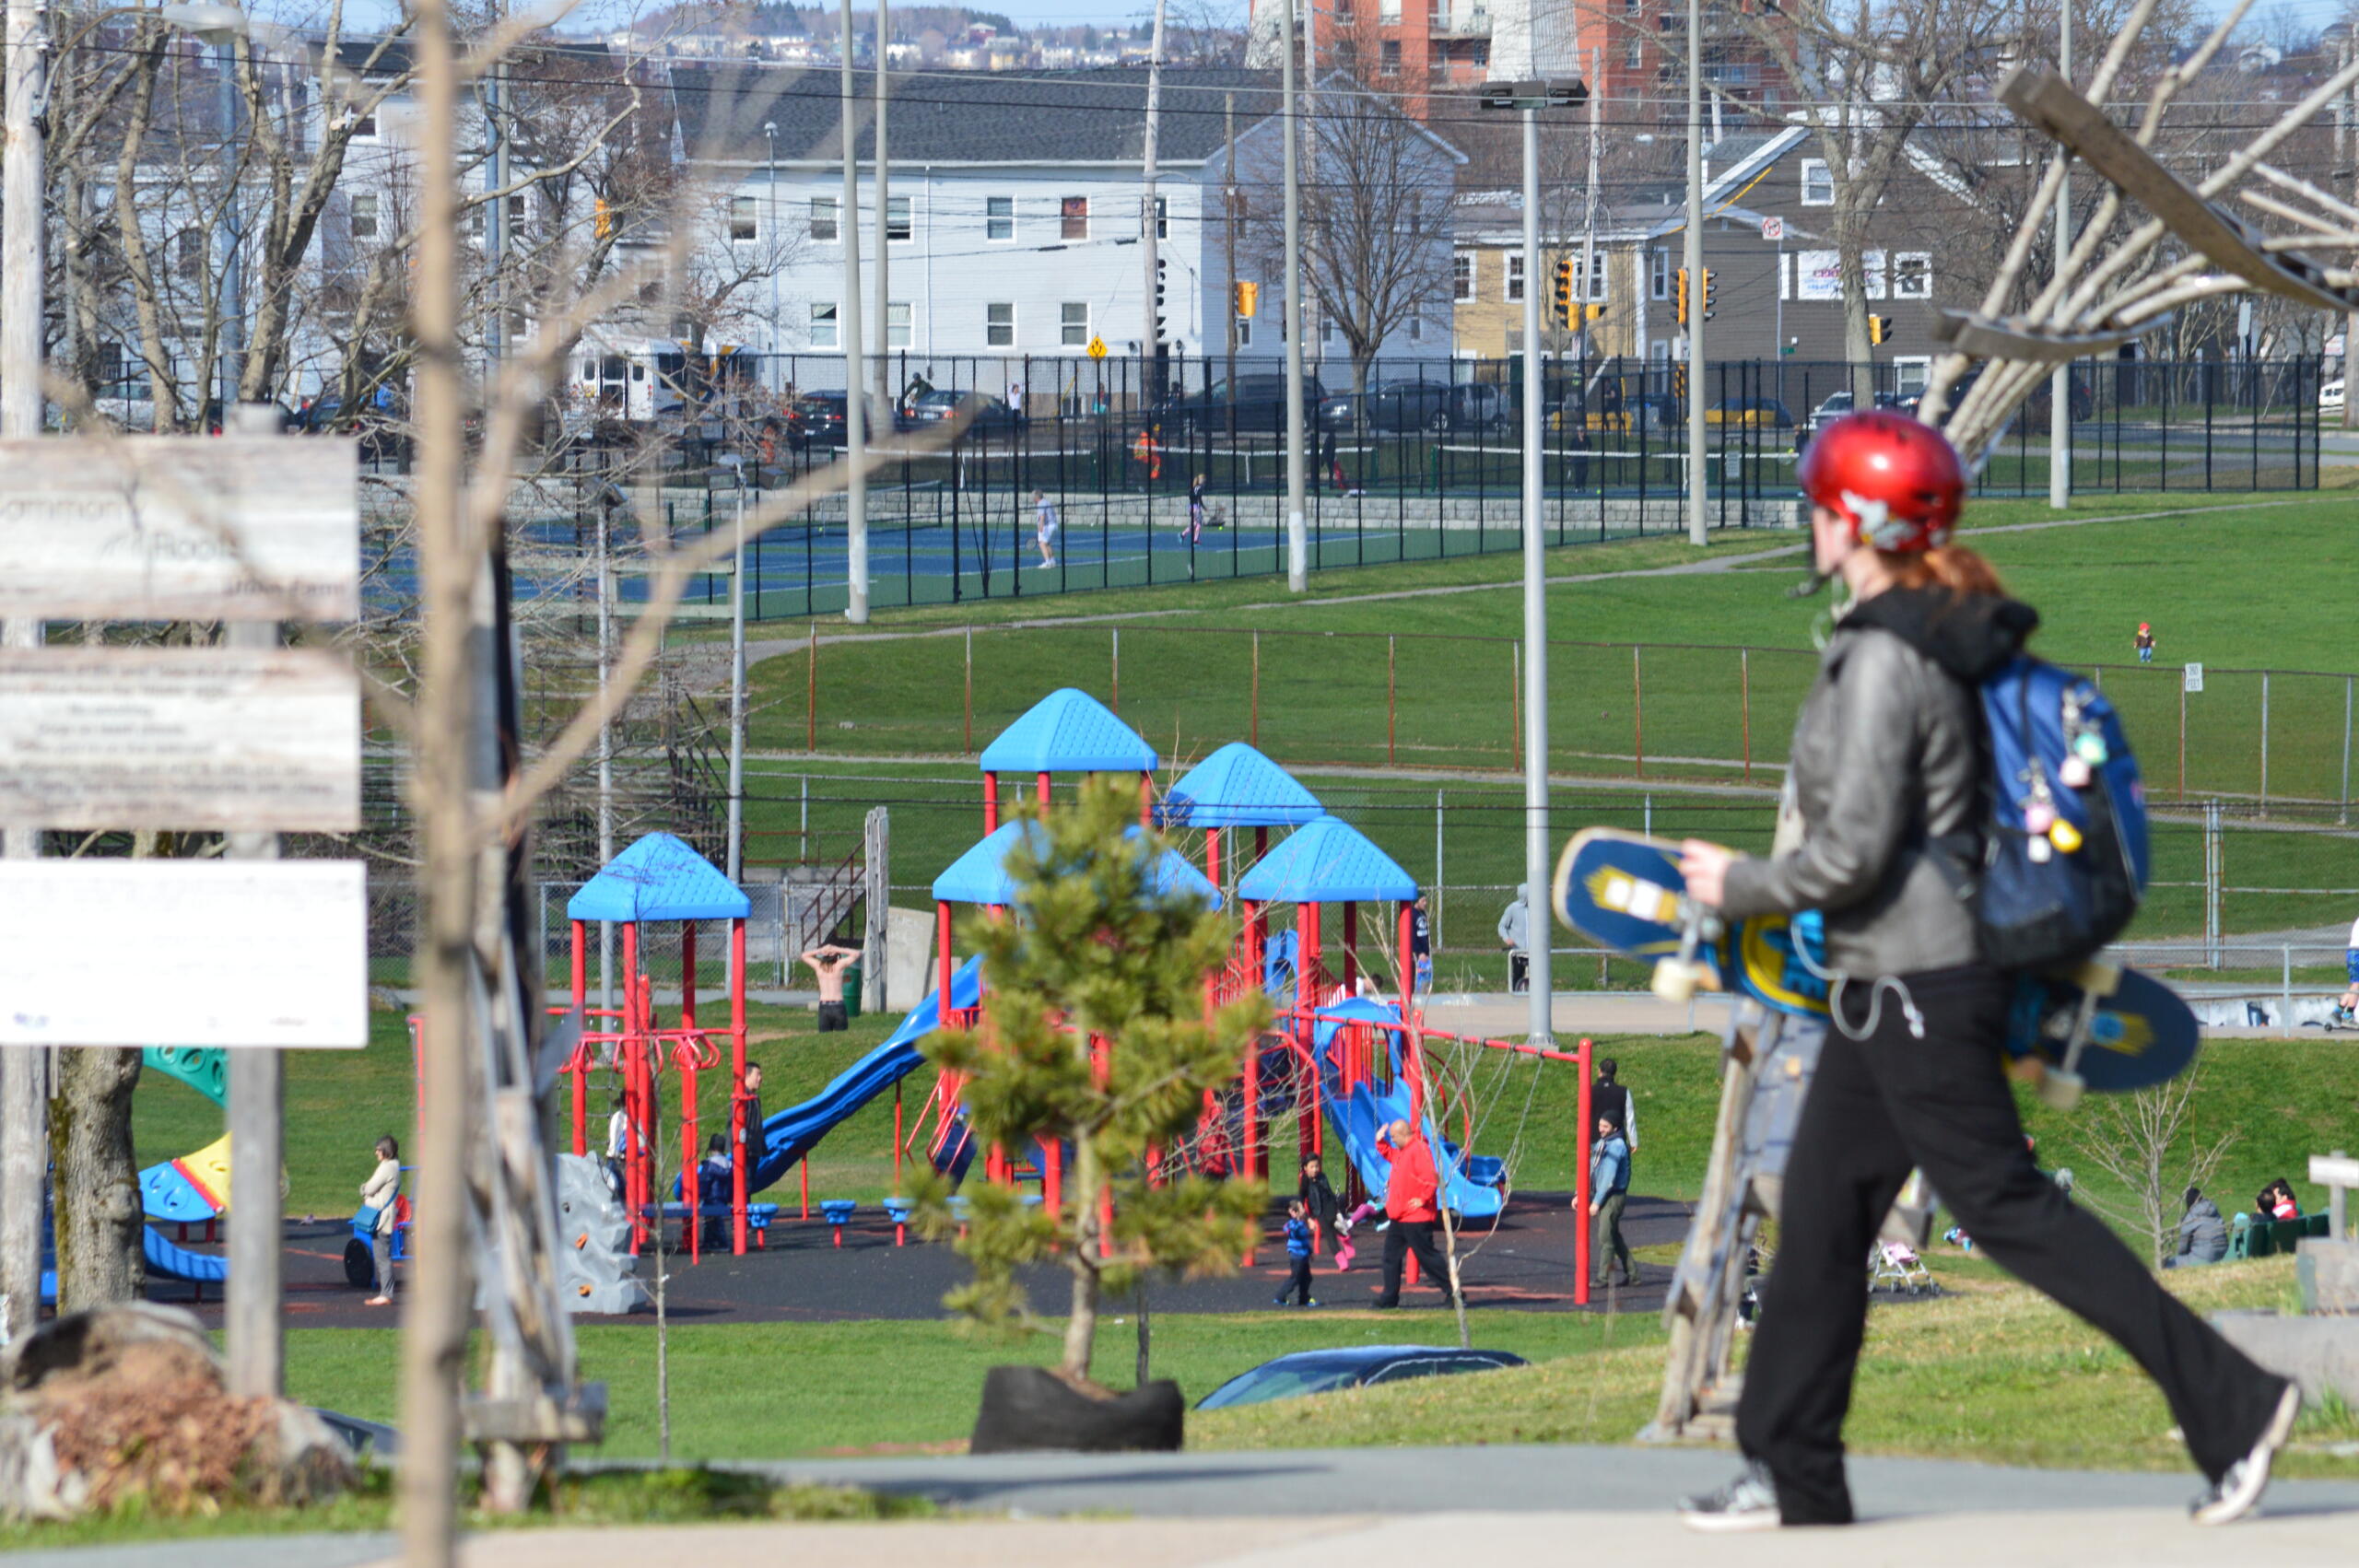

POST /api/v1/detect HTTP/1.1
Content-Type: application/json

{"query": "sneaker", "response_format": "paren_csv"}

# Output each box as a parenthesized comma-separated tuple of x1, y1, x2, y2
(1272, 1294, 1286, 1306)
(1306, 1297, 1320, 1306)
(2191, 1380, 2302, 1525)
(1679, 1461, 1782, 1533)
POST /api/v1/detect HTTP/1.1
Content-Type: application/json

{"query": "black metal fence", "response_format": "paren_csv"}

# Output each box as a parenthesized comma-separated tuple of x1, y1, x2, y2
(511, 352, 2319, 622)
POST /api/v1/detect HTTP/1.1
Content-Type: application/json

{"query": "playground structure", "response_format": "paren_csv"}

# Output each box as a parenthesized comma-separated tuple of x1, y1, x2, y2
(551, 685, 1594, 1300)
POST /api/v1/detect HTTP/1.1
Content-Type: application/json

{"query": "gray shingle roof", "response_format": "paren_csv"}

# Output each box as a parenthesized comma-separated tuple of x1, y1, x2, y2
(670, 64, 1285, 167)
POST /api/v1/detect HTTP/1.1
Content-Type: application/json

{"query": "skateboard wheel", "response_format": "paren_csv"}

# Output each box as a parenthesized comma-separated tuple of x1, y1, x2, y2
(2036, 1071, 2085, 1113)
(1651, 958, 1708, 1003)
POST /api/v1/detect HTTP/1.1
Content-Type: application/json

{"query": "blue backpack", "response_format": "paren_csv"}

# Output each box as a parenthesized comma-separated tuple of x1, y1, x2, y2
(1975, 658, 2150, 972)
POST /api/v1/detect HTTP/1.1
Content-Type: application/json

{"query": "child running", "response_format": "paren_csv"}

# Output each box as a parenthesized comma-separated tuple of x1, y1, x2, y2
(1274, 1199, 1319, 1307)
(1032, 488, 1059, 568)
(1187, 473, 1208, 544)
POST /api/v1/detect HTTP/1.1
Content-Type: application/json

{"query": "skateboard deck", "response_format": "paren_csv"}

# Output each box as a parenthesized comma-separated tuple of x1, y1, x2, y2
(1551, 827, 2200, 1098)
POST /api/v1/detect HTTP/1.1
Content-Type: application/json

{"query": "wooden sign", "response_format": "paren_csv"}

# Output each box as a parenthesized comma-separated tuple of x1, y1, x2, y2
(0, 437, 359, 621)
(0, 860, 368, 1047)
(0, 647, 360, 831)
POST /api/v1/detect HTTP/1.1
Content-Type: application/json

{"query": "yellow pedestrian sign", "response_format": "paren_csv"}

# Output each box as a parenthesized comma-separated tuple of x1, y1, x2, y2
(1086, 335, 1108, 360)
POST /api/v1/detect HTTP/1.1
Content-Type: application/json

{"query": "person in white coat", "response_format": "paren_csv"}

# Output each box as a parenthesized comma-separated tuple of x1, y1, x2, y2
(359, 1136, 401, 1306)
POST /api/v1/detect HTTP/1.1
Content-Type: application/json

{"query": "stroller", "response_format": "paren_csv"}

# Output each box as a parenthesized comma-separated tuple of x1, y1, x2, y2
(1869, 1238, 1934, 1295)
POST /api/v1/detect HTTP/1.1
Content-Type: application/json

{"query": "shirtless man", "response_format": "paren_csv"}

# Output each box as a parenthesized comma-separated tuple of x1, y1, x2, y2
(802, 942, 861, 1032)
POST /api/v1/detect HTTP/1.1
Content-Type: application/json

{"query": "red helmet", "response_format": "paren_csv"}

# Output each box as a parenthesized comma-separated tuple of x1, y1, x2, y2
(1798, 410, 1966, 553)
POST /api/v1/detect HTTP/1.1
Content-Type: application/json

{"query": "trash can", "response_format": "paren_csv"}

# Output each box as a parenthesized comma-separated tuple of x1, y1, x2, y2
(842, 962, 863, 1020)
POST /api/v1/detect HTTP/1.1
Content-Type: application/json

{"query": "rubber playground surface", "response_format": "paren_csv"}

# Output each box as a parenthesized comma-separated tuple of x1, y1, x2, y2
(150, 1193, 1695, 1329)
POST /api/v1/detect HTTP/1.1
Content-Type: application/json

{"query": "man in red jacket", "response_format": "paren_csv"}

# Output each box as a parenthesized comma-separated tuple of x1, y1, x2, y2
(1374, 1117, 1460, 1308)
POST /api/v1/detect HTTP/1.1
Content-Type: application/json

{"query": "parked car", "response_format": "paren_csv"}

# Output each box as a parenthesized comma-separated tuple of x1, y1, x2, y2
(2322, 378, 2346, 415)
(1802, 390, 1902, 431)
(793, 390, 850, 448)
(91, 374, 156, 431)
(903, 389, 1026, 434)
(1705, 396, 1796, 429)
(1195, 1345, 1529, 1410)
(1145, 373, 1326, 440)
(1318, 380, 1453, 434)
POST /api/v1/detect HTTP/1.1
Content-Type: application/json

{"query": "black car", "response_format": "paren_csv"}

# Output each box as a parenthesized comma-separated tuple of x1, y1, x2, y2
(1144, 373, 1326, 440)
(793, 391, 850, 448)
(903, 389, 1027, 434)
(1194, 1345, 1530, 1410)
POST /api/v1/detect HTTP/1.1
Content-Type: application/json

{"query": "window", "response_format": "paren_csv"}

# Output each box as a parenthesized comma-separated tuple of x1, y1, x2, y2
(729, 195, 758, 241)
(1061, 195, 1088, 240)
(886, 195, 912, 242)
(986, 194, 1014, 240)
(1893, 356, 1931, 395)
(1578, 252, 1607, 300)
(1155, 195, 1168, 240)
(349, 108, 377, 138)
(1891, 252, 1932, 299)
(1625, 37, 1643, 68)
(1380, 39, 1402, 72)
(811, 301, 839, 349)
(810, 196, 839, 241)
(986, 302, 1015, 347)
(1801, 158, 1834, 205)
(339, 193, 377, 246)
(1320, 314, 1336, 345)
(505, 305, 529, 344)
(887, 300, 911, 348)
(173, 228, 205, 277)
(1649, 249, 1671, 299)
(1379, 0, 1401, 19)
(1506, 252, 1525, 302)
(1408, 315, 1425, 342)
(1469, 39, 1488, 66)
(1452, 252, 1474, 301)
(1061, 301, 1089, 346)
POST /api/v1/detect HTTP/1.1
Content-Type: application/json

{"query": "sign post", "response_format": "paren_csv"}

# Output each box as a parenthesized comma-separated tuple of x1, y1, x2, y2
(0, 425, 358, 1397)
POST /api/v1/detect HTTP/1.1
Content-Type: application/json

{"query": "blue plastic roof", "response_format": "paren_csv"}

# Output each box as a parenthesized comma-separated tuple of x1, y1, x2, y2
(931, 822, 1221, 909)
(1159, 742, 1324, 830)
(977, 688, 1158, 774)
(567, 833, 751, 922)
(1236, 815, 1418, 904)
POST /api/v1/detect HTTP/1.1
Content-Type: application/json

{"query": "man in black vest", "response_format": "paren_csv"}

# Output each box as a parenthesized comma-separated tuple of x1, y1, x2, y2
(1591, 1058, 1637, 1165)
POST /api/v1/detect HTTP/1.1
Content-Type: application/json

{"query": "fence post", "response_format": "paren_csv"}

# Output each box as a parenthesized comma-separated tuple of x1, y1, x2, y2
(1512, 643, 1523, 773)
(1250, 629, 1261, 746)
(2204, 800, 2222, 968)
(1434, 789, 1445, 952)
(2283, 945, 2293, 1030)
(1632, 645, 1645, 778)
(964, 626, 974, 755)
(2259, 672, 2270, 814)
(2178, 677, 2188, 802)
(1111, 627, 1120, 713)
(2343, 675, 2353, 826)
(807, 620, 818, 754)
(1388, 635, 1398, 766)
(1740, 648, 1751, 783)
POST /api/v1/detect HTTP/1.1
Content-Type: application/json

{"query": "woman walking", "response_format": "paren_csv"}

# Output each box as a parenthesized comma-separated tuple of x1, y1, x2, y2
(1672, 412, 2296, 1533)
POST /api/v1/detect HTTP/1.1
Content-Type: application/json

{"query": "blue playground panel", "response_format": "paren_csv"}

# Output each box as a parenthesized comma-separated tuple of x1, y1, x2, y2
(1310, 1000, 1506, 1222)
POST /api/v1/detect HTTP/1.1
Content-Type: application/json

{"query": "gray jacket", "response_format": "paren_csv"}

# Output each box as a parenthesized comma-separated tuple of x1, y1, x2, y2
(2177, 1198, 2228, 1264)
(1719, 589, 2035, 977)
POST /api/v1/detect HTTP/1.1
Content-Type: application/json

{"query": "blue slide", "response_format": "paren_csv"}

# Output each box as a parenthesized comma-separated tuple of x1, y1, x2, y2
(1309, 1000, 1506, 1220)
(745, 955, 983, 1194)
(40, 1224, 225, 1303)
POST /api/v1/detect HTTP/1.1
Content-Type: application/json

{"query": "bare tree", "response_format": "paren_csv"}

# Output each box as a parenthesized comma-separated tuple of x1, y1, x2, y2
(2071, 1067, 2241, 1266)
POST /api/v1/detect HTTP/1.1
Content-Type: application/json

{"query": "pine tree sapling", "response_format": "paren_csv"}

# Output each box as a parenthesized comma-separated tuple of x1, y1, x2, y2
(919, 778, 1271, 1392)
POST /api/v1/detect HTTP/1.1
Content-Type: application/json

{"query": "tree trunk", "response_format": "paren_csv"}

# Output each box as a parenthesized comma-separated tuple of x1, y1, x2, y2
(50, 1047, 144, 1311)
(1837, 197, 1874, 407)
(1061, 1136, 1101, 1384)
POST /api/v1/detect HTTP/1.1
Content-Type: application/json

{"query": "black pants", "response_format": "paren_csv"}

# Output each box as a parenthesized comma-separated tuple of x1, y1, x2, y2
(1284, 1256, 1314, 1305)
(1377, 1220, 1456, 1306)
(817, 1000, 848, 1032)
(1738, 965, 2283, 1525)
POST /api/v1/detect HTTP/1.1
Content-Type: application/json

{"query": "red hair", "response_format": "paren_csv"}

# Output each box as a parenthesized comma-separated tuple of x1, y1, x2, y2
(1884, 544, 2006, 598)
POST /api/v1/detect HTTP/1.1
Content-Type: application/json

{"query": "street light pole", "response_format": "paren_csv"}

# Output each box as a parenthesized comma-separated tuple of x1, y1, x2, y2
(1684, 0, 1708, 545)
(2048, 0, 2071, 509)
(765, 122, 780, 386)
(1281, 0, 1308, 592)
(217, 36, 244, 412)
(839, 0, 868, 622)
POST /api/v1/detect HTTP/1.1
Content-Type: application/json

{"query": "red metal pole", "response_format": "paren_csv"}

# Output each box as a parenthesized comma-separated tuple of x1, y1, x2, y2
(984, 772, 999, 833)
(1343, 901, 1358, 998)
(732, 916, 749, 1256)
(1301, 900, 1322, 1014)
(1206, 826, 1221, 892)
(1036, 769, 1051, 813)
(1139, 770, 1152, 829)
(682, 1049, 701, 1264)
(1397, 905, 1415, 1012)
(937, 901, 954, 1023)
(1575, 1036, 1593, 1306)
(681, 919, 698, 1034)
(569, 920, 589, 1158)
(894, 1080, 904, 1192)
(623, 921, 644, 1249)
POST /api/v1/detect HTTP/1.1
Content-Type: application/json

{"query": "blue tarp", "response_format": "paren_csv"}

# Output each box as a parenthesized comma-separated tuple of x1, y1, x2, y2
(1236, 815, 1418, 904)
(931, 822, 1221, 909)
(977, 688, 1158, 774)
(1160, 743, 1323, 830)
(567, 832, 750, 922)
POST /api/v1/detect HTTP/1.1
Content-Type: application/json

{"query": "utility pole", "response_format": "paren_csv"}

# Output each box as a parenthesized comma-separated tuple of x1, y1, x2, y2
(217, 36, 244, 408)
(1520, 99, 1553, 1047)
(1224, 91, 1238, 394)
(1684, 0, 1708, 545)
(1143, 0, 1167, 377)
(726, 474, 747, 883)
(1581, 48, 1601, 369)
(2048, 0, 2071, 508)
(840, 0, 869, 622)
(873, 0, 891, 413)
(1281, 0, 1308, 591)
(766, 122, 781, 386)
(0, 0, 46, 1347)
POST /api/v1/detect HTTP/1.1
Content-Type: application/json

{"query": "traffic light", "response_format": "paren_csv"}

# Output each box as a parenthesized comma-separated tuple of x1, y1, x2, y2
(1234, 280, 1259, 319)
(594, 197, 612, 240)
(1553, 258, 1576, 329)
(1868, 314, 1894, 345)
(1675, 266, 1690, 326)
(1700, 268, 1718, 322)
(1578, 303, 1607, 322)
(1153, 257, 1169, 345)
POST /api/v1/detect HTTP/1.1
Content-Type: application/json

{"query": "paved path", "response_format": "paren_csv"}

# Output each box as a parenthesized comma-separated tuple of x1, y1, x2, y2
(21, 1445, 2359, 1568)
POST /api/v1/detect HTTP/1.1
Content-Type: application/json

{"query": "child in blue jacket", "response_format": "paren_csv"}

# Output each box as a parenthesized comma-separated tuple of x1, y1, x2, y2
(1274, 1199, 1319, 1307)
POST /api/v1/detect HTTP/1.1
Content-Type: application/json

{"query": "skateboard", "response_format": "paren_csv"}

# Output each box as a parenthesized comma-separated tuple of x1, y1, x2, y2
(1551, 827, 2201, 1107)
